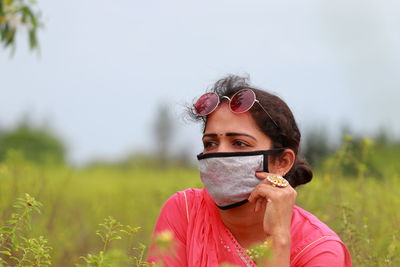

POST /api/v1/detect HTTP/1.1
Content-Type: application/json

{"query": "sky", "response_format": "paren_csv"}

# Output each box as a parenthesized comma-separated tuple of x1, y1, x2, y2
(1, 0, 399, 165)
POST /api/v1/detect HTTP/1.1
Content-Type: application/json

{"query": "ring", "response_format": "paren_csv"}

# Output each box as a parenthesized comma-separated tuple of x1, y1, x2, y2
(266, 175, 289, 188)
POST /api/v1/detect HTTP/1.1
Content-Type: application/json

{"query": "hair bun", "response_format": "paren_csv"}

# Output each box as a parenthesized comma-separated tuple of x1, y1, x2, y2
(286, 157, 313, 188)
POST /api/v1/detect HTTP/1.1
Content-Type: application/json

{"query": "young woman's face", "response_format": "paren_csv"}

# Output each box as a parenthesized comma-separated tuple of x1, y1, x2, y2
(202, 103, 273, 153)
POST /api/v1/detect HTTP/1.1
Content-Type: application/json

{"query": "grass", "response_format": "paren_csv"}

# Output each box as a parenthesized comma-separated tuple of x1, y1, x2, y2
(0, 153, 200, 266)
(0, 138, 399, 266)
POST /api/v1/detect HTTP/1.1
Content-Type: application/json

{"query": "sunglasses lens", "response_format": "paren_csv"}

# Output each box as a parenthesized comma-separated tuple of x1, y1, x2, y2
(194, 92, 219, 116)
(230, 89, 255, 113)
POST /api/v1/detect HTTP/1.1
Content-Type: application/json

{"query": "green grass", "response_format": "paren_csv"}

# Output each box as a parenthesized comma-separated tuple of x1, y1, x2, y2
(0, 154, 200, 266)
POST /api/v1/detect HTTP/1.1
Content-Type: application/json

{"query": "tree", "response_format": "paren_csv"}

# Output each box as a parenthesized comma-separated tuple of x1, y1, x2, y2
(0, 0, 41, 52)
(0, 121, 66, 164)
(302, 127, 333, 167)
(153, 104, 174, 167)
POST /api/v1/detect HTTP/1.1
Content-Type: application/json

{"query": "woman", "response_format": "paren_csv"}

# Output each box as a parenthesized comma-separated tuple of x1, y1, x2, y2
(148, 75, 351, 266)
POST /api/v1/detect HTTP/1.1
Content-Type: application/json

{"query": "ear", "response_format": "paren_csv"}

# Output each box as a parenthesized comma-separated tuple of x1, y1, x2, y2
(269, 149, 295, 176)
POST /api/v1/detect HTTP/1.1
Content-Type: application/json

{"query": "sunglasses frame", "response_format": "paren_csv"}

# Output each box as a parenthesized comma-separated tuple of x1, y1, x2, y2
(194, 89, 279, 128)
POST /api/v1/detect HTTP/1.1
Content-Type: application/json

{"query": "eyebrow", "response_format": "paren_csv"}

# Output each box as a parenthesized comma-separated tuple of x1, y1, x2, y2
(202, 132, 257, 141)
(202, 133, 218, 138)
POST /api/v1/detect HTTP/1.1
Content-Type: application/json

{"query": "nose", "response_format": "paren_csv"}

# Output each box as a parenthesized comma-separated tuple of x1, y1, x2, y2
(214, 140, 234, 153)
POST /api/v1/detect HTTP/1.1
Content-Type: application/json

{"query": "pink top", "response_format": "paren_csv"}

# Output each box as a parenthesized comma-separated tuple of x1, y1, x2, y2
(148, 188, 352, 267)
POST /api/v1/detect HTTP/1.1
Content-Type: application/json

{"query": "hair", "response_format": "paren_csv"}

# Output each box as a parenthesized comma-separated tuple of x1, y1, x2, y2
(188, 75, 313, 188)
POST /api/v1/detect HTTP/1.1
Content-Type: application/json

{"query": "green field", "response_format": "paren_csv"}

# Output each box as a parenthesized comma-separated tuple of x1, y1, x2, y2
(1, 138, 399, 266)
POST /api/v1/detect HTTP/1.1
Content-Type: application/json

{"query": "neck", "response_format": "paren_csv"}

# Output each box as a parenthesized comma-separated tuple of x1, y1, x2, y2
(219, 201, 267, 248)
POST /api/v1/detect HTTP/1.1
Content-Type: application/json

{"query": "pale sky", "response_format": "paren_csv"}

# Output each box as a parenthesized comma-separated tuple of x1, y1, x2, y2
(1, 0, 399, 165)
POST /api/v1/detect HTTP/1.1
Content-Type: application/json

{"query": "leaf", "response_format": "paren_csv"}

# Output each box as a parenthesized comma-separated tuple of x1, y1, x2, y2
(21, 6, 37, 27)
(4, 0, 13, 7)
(0, 251, 11, 256)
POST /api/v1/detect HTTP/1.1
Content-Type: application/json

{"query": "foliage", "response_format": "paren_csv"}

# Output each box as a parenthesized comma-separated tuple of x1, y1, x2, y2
(0, 136, 399, 266)
(297, 136, 400, 266)
(245, 239, 273, 265)
(0, 193, 51, 266)
(302, 127, 333, 167)
(0, 0, 41, 52)
(0, 122, 66, 165)
(0, 195, 154, 267)
(77, 217, 151, 267)
(321, 135, 380, 178)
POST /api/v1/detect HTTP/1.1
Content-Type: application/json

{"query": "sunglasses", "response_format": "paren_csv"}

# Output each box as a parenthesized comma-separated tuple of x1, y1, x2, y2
(193, 89, 278, 127)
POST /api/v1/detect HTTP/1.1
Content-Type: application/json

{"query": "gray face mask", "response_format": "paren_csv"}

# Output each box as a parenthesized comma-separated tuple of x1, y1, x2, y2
(197, 149, 284, 210)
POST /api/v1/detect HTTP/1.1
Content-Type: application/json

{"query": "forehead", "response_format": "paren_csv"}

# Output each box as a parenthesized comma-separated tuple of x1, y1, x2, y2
(204, 104, 266, 138)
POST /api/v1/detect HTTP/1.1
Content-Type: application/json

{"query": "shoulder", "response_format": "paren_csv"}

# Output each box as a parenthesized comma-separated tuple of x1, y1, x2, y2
(291, 205, 338, 239)
(290, 206, 352, 266)
(163, 188, 204, 209)
(152, 189, 203, 242)
(157, 188, 204, 223)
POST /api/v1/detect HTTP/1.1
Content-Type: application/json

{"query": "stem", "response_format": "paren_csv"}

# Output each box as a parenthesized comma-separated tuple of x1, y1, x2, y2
(13, 208, 29, 232)
(15, 247, 28, 267)
(102, 236, 109, 252)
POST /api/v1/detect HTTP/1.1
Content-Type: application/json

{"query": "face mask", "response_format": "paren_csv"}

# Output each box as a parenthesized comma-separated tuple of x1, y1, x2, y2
(197, 149, 284, 210)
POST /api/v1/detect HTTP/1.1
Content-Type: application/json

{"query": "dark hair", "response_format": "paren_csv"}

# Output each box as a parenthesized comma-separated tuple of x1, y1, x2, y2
(188, 75, 313, 188)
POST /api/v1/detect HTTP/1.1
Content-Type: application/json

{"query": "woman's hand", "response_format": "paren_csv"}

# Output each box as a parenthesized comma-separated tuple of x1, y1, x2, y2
(248, 172, 296, 238)
(248, 172, 296, 267)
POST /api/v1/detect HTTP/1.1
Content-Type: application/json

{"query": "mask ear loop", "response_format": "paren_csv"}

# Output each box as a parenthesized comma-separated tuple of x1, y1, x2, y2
(261, 148, 286, 173)
(262, 153, 270, 172)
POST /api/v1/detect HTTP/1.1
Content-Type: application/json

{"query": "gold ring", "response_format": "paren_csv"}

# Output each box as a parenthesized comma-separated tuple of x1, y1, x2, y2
(266, 175, 289, 188)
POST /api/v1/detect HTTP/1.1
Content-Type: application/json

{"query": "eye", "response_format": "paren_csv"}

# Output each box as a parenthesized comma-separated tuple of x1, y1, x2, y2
(203, 140, 217, 149)
(232, 140, 250, 147)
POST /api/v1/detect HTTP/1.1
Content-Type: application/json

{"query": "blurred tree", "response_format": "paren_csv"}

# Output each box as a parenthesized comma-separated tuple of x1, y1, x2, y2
(374, 127, 390, 146)
(0, 120, 66, 164)
(0, 0, 41, 52)
(302, 127, 333, 167)
(321, 135, 383, 179)
(153, 104, 174, 167)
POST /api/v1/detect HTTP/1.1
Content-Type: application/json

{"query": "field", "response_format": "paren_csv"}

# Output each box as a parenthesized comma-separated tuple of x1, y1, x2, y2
(0, 138, 399, 266)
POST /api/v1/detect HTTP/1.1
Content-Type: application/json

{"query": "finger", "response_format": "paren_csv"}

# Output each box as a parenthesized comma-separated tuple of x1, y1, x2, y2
(255, 198, 263, 212)
(248, 183, 268, 202)
(261, 198, 267, 212)
(248, 183, 274, 202)
(260, 198, 268, 213)
(255, 172, 271, 180)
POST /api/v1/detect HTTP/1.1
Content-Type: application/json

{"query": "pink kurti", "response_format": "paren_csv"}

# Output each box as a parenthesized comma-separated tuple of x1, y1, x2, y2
(148, 188, 351, 267)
